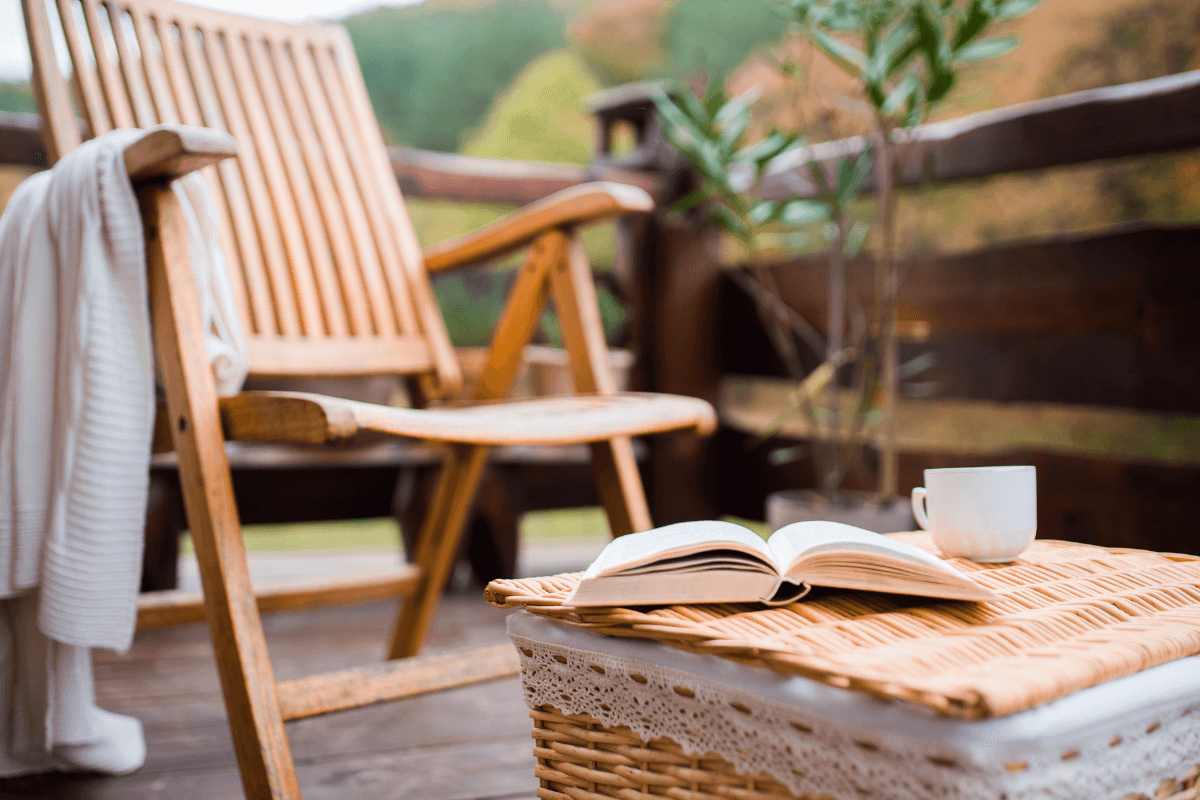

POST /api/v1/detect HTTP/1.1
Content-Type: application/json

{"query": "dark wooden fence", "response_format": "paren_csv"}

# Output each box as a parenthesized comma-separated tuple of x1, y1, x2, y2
(3, 68, 1199, 557)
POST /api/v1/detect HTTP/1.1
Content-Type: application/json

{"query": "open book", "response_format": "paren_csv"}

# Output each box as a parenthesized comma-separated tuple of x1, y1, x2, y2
(565, 520, 998, 607)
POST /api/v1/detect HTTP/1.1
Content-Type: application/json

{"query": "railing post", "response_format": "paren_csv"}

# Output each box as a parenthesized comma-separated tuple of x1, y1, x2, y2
(587, 85, 724, 524)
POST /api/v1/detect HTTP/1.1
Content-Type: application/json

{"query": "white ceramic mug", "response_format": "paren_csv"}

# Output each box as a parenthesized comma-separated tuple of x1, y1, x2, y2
(911, 466, 1037, 562)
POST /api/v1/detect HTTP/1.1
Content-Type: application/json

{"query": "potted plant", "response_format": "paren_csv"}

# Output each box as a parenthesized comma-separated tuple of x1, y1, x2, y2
(653, 0, 1041, 531)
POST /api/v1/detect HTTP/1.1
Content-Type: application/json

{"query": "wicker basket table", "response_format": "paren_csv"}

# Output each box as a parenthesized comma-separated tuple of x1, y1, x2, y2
(486, 535, 1200, 800)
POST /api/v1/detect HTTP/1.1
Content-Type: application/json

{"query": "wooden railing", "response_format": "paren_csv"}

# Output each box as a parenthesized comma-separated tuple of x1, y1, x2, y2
(0, 109, 663, 204)
(759, 70, 1200, 199)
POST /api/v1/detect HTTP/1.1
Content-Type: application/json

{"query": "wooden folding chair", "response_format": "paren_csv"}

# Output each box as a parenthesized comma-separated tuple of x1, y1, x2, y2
(21, 0, 716, 795)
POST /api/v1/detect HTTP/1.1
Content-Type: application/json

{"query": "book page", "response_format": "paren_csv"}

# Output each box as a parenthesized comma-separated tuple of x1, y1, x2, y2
(568, 570, 783, 607)
(583, 520, 775, 579)
(768, 521, 958, 577)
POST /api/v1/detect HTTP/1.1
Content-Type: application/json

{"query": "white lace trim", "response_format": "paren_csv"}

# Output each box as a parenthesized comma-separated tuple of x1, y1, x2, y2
(512, 632, 1200, 799)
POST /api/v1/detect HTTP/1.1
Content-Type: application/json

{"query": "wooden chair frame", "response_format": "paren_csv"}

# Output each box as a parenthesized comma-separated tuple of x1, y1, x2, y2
(21, 0, 716, 795)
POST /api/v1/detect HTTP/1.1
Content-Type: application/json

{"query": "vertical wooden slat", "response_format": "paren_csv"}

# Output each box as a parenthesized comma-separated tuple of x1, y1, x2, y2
(141, 183, 301, 800)
(309, 43, 406, 337)
(78, 0, 136, 127)
(130, 9, 249, 334)
(285, 40, 376, 338)
(129, 8, 178, 123)
(161, 14, 263, 336)
(196, 22, 300, 337)
(222, 28, 323, 337)
(153, 14, 197, 121)
(105, 1, 157, 126)
(55, 0, 113, 134)
(21, 0, 81, 163)
(328, 31, 461, 394)
(246, 35, 346, 336)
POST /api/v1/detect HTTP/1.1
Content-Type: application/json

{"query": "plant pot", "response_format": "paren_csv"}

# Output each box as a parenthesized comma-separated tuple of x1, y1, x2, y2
(766, 489, 916, 534)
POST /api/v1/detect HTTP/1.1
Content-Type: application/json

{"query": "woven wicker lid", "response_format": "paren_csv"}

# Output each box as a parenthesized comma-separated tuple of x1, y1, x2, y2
(486, 534, 1200, 718)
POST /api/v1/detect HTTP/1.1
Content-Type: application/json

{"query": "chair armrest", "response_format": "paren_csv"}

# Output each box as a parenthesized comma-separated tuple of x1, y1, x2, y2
(125, 125, 238, 182)
(423, 182, 654, 274)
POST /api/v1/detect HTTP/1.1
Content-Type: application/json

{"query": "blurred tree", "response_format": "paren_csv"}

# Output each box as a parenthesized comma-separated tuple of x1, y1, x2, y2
(344, 0, 565, 152)
(0, 80, 36, 114)
(462, 49, 601, 164)
(661, 0, 788, 79)
(571, 0, 669, 85)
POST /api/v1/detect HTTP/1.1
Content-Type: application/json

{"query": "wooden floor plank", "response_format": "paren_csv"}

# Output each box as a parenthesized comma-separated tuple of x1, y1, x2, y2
(4, 592, 536, 799)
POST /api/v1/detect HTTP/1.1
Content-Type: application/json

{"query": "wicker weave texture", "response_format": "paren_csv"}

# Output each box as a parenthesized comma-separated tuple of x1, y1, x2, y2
(488, 535, 1200, 718)
(532, 706, 813, 800)
(530, 706, 1200, 800)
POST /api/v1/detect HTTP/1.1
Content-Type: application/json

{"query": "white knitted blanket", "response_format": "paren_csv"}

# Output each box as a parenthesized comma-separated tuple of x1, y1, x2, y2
(0, 129, 247, 776)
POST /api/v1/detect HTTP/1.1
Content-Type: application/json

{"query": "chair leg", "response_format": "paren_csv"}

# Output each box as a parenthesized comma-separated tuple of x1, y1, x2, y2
(548, 234, 654, 538)
(589, 438, 652, 537)
(143, 185, 300, 800)
(389, 444, 491, 660)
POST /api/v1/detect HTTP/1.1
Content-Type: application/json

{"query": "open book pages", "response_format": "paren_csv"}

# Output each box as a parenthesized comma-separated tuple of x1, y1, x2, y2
(565, 520, 998, 607)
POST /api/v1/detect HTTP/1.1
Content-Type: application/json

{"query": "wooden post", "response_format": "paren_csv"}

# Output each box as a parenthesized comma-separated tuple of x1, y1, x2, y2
(587, 86, 724, 524)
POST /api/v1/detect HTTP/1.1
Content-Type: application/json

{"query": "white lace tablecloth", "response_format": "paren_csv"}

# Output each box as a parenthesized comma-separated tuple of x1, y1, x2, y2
(509, 611, 1200, 800)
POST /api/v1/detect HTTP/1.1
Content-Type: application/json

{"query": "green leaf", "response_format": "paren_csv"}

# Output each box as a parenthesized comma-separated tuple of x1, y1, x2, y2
(836, 147, 873, 205)
(867, 80, 887, 109)
(651, 88, 707, 146)
(710, 203, 751, 242)
(715, 87, 758, 120)
(902, 79, 927, 126)
(747, 200, 778, 225)
(881, 73, 920, 115)
(996, 0, 1039, 18)
(888, 37, 922, 75)
(736, 131, 798, 165)
(671, 190, 709, 214)
(719, 107, 751, 151)
(950, 0, 991, 51)
(912, 4, 942, 64)
(871, 21, 916, 81)
(678, 89, 713, 131)
(955, 35, 1018, 61)
(695, 141, 731, 188)
(779, 198, 830, 227)
(705, 78, 727, 119)
(807, 26, 868, 75)
(927, 67, 955, 103)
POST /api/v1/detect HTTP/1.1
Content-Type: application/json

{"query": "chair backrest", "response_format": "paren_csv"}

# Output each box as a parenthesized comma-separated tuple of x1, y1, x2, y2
(22, 0, 462, 394)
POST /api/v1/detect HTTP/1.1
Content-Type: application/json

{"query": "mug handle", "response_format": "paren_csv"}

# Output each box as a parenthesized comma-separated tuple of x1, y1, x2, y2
(911, 487, 930, 530)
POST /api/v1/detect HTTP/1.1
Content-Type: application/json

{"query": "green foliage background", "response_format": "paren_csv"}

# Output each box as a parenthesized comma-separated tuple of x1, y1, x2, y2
(661, 0, 787, 79)
(0, 80, 36, 114)
(343, 0, 566, 152)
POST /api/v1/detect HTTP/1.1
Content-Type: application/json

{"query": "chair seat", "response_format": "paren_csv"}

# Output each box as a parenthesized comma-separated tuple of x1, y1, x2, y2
(219, 390, 717, 447)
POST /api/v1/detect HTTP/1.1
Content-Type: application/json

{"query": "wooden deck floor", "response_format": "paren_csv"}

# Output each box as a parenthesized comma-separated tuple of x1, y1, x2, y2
(1, 590, 538, 800)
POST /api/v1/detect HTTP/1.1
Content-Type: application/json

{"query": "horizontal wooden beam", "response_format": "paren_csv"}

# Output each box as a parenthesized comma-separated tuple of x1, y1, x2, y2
(389, 145, 586, 205)
(275, 643, 519, 721)
(759, 70, 1200, 199)
(0, 111, 661, 203)
(389, 146, 663, 205)
(136, 565, 422, 629)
